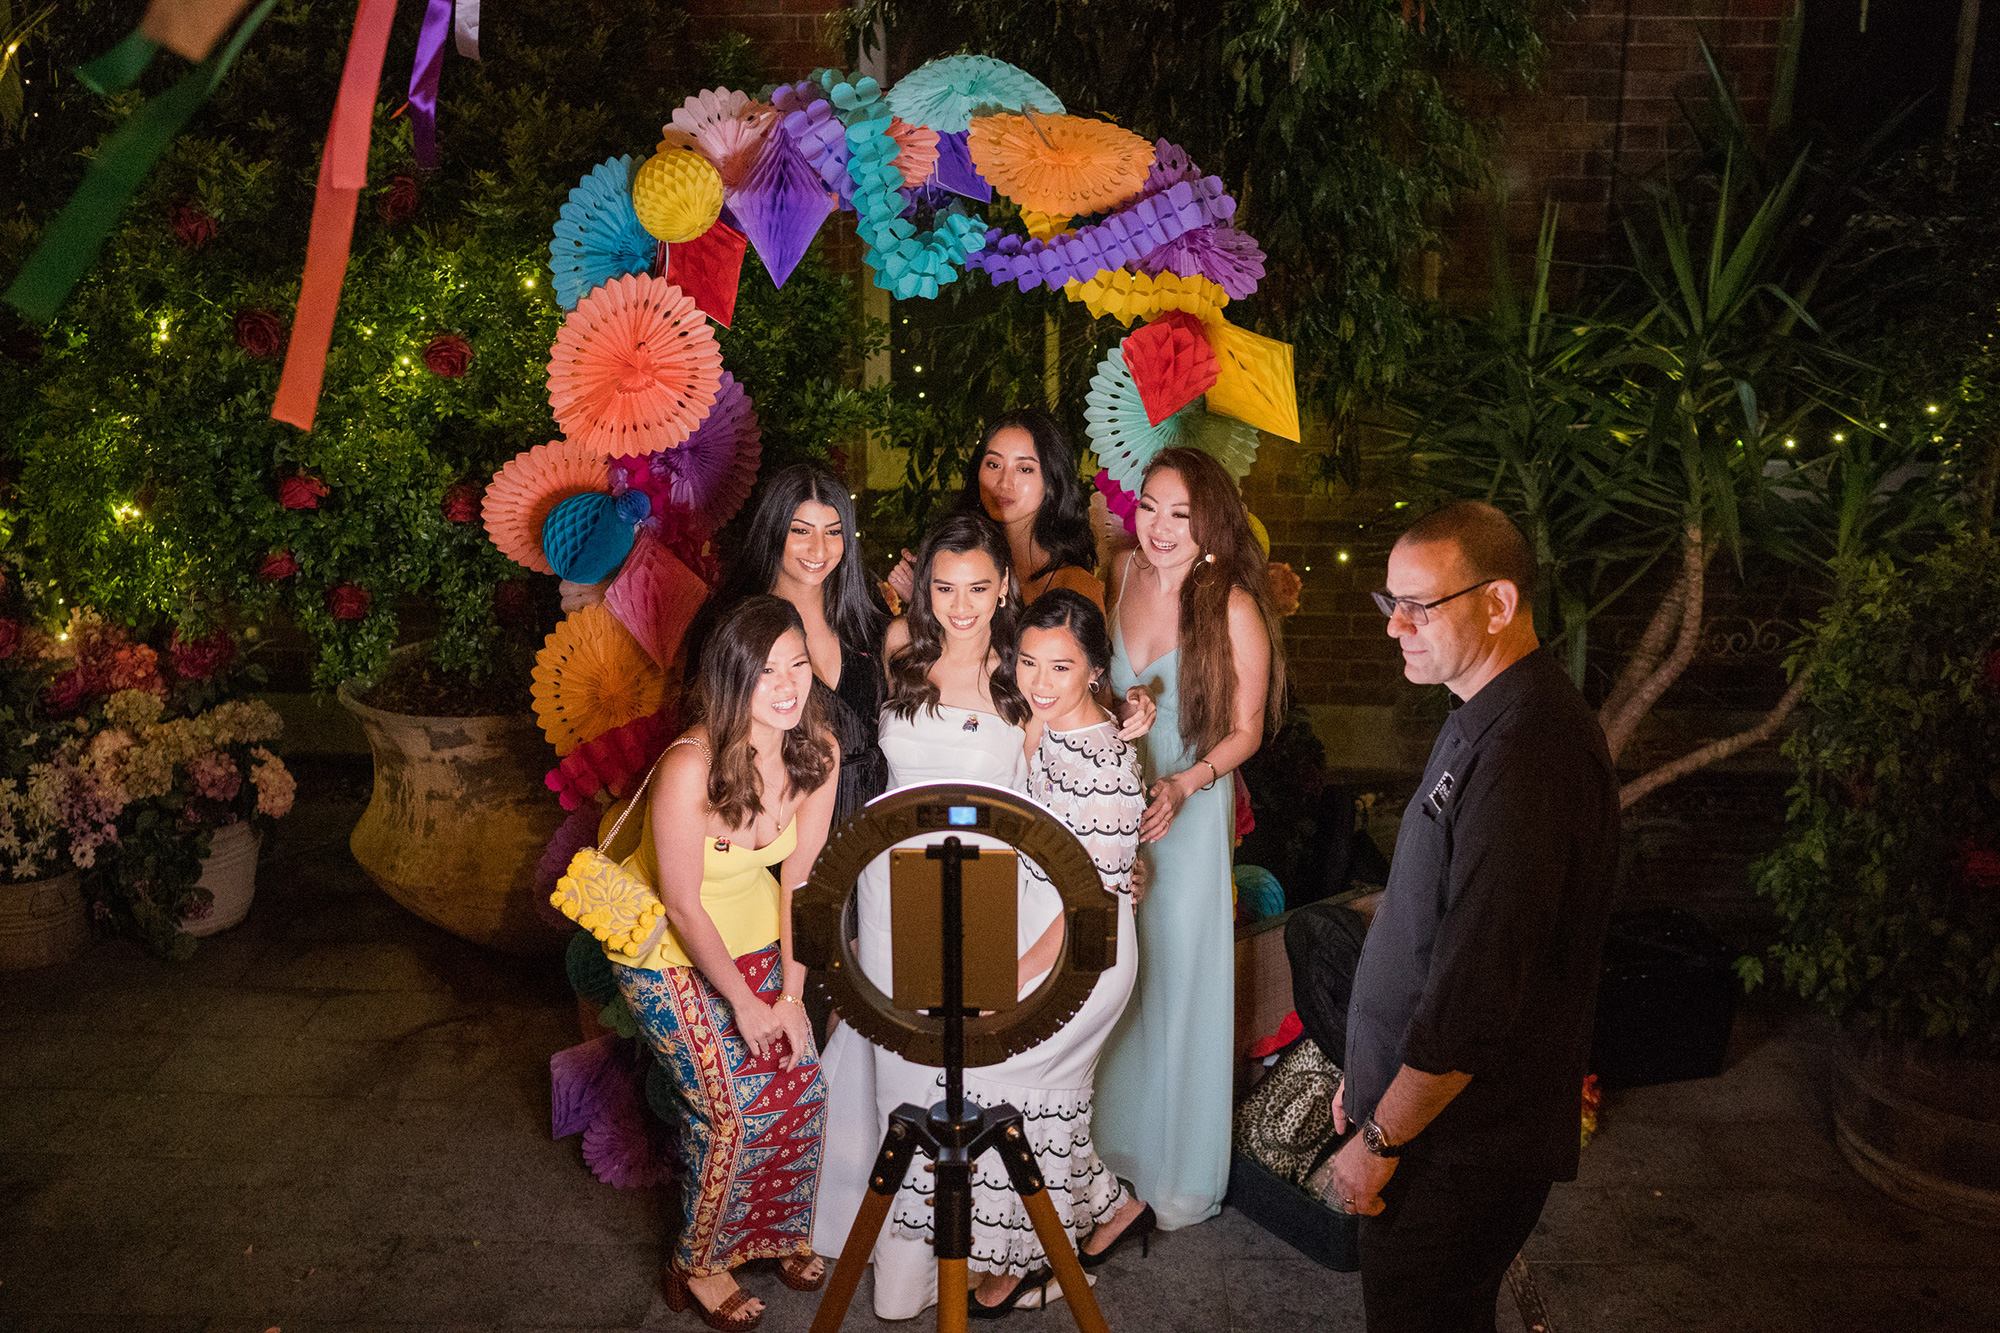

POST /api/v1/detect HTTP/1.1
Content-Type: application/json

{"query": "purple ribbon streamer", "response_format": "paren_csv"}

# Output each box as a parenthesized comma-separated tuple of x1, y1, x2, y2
(407, 0, 453, 171)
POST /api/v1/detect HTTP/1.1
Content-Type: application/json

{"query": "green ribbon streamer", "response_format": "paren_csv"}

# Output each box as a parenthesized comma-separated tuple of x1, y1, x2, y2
(3, 0, 277, 324)
(77, 28, 162, 95)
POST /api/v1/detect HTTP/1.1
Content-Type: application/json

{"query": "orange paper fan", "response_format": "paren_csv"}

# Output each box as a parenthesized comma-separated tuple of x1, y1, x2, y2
(888, 116, 940, 188)
(1063, 269, 1229, 326)
(547, 273, 724, 456)
(483, 441, 611, 575)
(532, 603, 667, 756)
(967, 112, 1154, 216)
(604, 531, 711, 669)
(1203, 319, 1301, 443)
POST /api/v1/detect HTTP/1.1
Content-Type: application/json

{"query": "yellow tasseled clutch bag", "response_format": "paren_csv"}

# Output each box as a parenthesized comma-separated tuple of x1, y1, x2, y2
(550, 753, 667, 955)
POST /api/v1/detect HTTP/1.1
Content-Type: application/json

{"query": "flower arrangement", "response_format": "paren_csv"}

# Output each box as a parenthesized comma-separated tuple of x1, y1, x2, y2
(16, 607, 297, 958)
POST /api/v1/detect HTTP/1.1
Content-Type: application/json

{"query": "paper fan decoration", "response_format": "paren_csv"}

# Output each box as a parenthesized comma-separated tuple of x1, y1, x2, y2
(547, 273, 724, 455)
(1138, 223, 1267, 301)
(548, 156, 657, 312)
(606, 371, 762, 536)
(1093, 468, 1138, 536)
(631, 148, 725, 243)
(1086, 345, 1261, 490)
(666, 219, 747, 328)
(484, 441, 611, 575)
(542, 490, 647, 585)
(929, 129, 991, 202)
(545, 709, 674, 812)
(671, 87, 777, 188)
(967, 112, 1154, 216)
(888, 117, 940, 187)
(1064, 268, 1230, 326)
(532, 603, 667, 756)
(1204, 319, 1301, 443)
(536, 805, 602, 932)
(888, 55, 1063, 134)
(1121, 311, 1219, 425)
(605, 531, 711, 669)
(729, 129, 835, 290)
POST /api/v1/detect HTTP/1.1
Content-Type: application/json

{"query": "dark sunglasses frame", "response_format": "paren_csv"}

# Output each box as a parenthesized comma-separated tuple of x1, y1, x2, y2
(1371, 579, 1496, 626)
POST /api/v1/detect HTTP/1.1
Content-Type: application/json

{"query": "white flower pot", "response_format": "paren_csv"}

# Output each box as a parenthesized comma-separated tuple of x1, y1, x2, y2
(186, 820, 263, 937)
(0, 869, 90, 971)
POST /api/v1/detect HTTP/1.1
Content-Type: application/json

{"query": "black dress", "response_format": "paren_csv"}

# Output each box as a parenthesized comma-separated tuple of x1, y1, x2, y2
(817, 636, 888, 825)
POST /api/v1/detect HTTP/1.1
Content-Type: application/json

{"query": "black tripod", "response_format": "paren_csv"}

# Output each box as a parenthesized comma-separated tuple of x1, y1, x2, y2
(810, 837, 1111, 1333)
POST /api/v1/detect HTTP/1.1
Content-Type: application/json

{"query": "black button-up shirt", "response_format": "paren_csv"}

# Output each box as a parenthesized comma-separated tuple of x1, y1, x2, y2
(1345, 647, 1619, 1182)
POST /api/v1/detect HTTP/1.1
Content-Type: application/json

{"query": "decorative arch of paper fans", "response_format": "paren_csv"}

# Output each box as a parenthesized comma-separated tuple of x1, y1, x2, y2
(484, 58, 1298, 807)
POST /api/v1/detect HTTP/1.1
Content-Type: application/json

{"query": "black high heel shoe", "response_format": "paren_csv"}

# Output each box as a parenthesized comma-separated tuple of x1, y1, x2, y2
(1078, 1201, 1156, 1271)
(968, 1268, 1055, 1320)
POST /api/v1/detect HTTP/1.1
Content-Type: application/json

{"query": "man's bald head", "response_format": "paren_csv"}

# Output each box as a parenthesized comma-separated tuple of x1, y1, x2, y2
(1395, 501, 1536, 605)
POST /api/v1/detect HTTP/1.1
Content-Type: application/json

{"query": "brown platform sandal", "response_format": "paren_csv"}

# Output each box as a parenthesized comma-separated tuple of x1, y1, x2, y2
(777, 1253, 827, 1292)
(659, 1264, 764, 1331)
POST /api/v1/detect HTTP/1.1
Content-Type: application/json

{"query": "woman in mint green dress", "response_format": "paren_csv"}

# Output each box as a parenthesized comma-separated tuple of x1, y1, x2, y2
(1094, 447, 1286, 1232)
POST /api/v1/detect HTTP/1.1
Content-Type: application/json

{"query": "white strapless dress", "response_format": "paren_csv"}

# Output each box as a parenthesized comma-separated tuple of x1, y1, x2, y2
(813, 710, 1142, 1319)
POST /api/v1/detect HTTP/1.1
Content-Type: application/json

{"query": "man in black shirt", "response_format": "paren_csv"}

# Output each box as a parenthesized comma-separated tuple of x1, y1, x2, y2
(1285, 501, 1619, 1332)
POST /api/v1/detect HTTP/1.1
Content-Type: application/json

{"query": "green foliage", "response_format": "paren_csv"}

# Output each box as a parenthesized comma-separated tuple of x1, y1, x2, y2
(1, 2, 890, 688)
(1749, 532, 2000, 1052)
(858, 0, 1547, 509)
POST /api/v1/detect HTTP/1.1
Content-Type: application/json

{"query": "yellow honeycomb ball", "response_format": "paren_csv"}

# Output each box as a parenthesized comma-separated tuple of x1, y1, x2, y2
(632, 148, 724, 244)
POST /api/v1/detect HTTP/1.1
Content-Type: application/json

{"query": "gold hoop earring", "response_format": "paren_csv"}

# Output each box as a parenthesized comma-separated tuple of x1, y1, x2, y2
(999, 595, 1007, 607)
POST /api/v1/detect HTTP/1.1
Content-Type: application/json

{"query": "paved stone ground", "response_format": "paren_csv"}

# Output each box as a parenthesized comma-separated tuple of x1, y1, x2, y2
(2, 769, 1994, 1333)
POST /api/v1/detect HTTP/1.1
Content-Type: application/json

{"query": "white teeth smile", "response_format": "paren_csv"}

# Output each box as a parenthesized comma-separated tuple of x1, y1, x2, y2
(772, 698, 798, 712)
(1032, 694, 1058, 709)
(949, 617, 977, 631)
(799, 560, 825, 572)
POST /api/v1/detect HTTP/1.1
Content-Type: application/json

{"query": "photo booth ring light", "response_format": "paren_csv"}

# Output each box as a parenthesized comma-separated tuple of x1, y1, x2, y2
(793, 781, 1117, 1068)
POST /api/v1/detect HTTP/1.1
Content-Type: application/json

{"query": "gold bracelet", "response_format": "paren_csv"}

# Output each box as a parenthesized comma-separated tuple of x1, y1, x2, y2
(1199, 759, 1220, 791)
(778, 993, 806, 1008)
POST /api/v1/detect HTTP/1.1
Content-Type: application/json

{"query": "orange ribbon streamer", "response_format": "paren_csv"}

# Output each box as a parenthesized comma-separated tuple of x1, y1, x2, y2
(140, 0, 258, 61)
(271, 0, 398, 433)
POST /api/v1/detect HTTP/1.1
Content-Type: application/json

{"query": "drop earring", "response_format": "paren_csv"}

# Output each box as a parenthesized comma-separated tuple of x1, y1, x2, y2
(1204, 553, 1216, 564)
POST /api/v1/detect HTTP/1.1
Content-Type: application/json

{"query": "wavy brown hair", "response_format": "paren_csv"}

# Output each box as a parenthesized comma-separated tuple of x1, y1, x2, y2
(886, 513, 1030, 727)
(1141, 448, 1286, 758)
(690, 596, 835, 828)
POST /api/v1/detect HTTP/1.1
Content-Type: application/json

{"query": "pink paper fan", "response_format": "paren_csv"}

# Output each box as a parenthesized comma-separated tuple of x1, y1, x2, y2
(889, 117, 941, 188)
(672, 87, 777, 188)
(604, 531, 713, 669)
(547, 273, 724, 456)
(483, 441, 610, 575)
(545, 709, 674, 811)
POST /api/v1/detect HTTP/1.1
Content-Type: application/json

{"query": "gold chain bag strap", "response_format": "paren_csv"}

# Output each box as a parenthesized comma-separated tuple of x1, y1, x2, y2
(548, 745, 683, 954)
(1233, 1037, 1346, 1186)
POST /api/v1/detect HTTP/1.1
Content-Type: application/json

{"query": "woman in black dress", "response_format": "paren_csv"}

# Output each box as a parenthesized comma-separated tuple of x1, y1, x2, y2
(688, 465, 890, 823)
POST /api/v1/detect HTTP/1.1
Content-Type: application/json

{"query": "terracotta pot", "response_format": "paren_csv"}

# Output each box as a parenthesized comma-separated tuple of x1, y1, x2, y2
(0, 868, 90, 971)
(185, 821, 262, 938)
(1832, 1029, 2000, 1228)
(339, 657, 566, 957)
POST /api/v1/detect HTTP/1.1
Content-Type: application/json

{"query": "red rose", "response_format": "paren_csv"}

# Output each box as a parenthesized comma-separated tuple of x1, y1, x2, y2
(442, 482, 483, 523)
(1961, 839, 2000, 892)
(493, 577, 535, 623)
(169, 627, 237, 681)
(44, 667, 89, 713)
(259, 549, 300, 580)
(169, 202, 217, 248)
(232, 308, 286, 359)
(1983, 646, 2000, 694)
(0, 327, 40, 364)
(279, 475, 330, 510)
(0, 619, 18, 660)
(377, 174, 420, 224)
(327, 583, 372, 620)
(422, 334, 473, 378)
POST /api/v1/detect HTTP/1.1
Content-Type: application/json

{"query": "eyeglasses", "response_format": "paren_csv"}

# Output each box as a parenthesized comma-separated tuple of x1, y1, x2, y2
(1371, 580, 1495, 626)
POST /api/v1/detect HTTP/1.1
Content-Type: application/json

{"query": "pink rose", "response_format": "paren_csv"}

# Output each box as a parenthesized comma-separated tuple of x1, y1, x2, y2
(0, 619, 19, 660)
(442, 482, 483, 523)
(169, 628, 237, 681)
(422, 334, 473, 378)
(327, 584, 372, 621)
(259, 549, 300, 580)
(232, 308, 286, 359)
(44, 668, 89, 713)
(377, 174, 421, 224)
(169, 202, 216, 248)
(279, 475, 329, 510)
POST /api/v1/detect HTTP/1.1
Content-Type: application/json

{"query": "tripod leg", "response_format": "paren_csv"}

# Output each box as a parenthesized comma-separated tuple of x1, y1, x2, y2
(993, 1126, 1112, 1333)
(938, 1257, 969, 1333)
(810, 1117, 921, 1333)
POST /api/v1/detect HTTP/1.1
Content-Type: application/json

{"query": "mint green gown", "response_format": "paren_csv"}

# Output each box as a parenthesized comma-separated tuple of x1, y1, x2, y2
(1094, 616, 1235, 1229)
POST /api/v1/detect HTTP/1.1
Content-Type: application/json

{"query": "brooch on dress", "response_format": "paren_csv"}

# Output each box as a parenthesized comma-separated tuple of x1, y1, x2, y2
(714, 837, 731, 852)
(963, 714, 979, 732)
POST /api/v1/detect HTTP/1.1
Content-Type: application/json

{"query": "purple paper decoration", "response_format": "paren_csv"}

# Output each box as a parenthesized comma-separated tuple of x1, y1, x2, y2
(582, 1087, 674, 1188)
(553, 1034, 676, 1188)
(967, 173, 1238, 292)
(1137, 223, 1267, 300)
(775, 80, 852, 203)
(609, 370, 760, 532)
(1139, 140, 1201, 199)
(730, 129, 836, 288)
(930, 130, 992, 202)
(551, 1034, 624, 1140)
(533, 804, 600, 931)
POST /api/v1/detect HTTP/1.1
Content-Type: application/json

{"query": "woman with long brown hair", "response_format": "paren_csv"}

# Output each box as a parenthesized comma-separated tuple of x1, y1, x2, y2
(1092, 447, 1285, 1231)
(590, 596, 840, 1330)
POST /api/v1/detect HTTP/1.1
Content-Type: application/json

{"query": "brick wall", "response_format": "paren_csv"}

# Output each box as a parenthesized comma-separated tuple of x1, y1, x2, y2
(678, 0, 848, 83)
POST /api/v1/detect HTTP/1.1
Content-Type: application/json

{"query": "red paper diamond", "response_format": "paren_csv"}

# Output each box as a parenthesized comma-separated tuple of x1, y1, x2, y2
(666, 220, 748, 328)
(1122, 311, 1219, 425)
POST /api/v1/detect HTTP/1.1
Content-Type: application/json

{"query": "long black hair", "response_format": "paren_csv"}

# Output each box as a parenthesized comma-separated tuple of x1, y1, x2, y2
(886, 512, 1030, 727)
(689, 464, 887, 669)
(954, 408, 1096, 585)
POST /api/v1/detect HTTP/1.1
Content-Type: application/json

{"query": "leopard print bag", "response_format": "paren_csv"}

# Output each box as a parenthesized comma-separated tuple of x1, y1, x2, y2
(1233, 1037, 1345, 1186)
